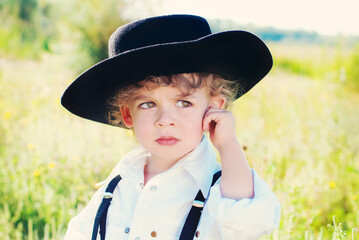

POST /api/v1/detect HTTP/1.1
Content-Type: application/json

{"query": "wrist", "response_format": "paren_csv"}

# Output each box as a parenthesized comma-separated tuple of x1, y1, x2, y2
(216, 136, 240, 154)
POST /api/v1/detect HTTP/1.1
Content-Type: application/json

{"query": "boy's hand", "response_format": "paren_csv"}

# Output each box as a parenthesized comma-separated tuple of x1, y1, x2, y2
(203, 107, 254, 200)
(202, 107, 237, 152)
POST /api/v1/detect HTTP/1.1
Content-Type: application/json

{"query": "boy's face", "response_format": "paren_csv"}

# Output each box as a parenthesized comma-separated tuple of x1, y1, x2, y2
(120, 83, 223, 164)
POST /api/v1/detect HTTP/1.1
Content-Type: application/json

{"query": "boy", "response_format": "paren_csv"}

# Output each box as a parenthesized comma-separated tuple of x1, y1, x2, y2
(62, 14, 280, 239)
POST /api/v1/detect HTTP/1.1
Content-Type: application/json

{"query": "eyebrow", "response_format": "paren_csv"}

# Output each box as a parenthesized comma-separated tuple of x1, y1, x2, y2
(132, 91, 198, 102)
(176, 92, 196, 98)
(132, 94, 151, 102)
(133, 91, 198, 102)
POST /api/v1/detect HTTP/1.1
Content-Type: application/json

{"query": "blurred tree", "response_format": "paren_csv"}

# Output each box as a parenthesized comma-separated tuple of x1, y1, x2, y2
(0, 0, 58, 58)
(0, 0, 152, 65)
(63, 0, 132, 72)
(346, 44, 359, 91)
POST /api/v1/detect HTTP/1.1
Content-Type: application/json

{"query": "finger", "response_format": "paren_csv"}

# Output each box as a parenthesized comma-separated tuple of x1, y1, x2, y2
(206, 107, 224, 113)
(202, 110, 223, 131)
(208, 120, 217, 134)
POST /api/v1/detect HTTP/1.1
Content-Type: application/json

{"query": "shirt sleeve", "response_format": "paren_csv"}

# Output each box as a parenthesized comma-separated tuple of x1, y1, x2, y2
(64, 185, 106, 240)
(205, 169, 281, 239)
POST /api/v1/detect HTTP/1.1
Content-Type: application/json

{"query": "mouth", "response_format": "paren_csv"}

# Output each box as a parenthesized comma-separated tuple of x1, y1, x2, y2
(155, 136, 179, 146)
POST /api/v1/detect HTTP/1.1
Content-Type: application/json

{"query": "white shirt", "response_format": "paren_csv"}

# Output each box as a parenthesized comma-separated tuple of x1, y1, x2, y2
(64, 136, 280, 240)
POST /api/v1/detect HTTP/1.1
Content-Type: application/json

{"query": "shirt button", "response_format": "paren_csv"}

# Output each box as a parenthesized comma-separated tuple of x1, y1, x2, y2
(195, 231, 200, 238)
(150, 185, 157, 192)
(124, 227, 130, 234)
(151, 231, 157, 237)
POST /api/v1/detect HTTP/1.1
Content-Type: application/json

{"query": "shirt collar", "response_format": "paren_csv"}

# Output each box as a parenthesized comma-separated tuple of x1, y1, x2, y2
(106, 145, 150, 185)
(175, 135, 218, 196)
(106, 135, 218, 196)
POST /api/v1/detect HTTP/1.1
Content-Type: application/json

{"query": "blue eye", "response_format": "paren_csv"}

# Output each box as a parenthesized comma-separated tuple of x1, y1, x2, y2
(176, 100, 192, 108)
(139, 102, 156, 109)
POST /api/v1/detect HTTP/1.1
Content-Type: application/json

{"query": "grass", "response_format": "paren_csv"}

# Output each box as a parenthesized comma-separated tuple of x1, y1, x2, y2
(232, 71, 359, 239)
(269, 42, 359, 91)
(0, 47, 358, 239)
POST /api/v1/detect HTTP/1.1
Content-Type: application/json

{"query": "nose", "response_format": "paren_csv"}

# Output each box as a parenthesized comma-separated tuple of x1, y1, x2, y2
(155, 108, 176, 128)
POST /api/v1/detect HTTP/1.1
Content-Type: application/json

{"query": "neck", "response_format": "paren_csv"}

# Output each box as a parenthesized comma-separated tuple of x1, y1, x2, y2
(143, 153, 184, 185)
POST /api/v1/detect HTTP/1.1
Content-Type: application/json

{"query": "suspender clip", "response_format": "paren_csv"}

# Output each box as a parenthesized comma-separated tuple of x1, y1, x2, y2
(192, 200, 204, 208)
(103, 192, 113, 199)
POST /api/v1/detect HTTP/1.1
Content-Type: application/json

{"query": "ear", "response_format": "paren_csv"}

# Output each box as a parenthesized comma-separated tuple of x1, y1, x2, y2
(209, 95, 226, 109)
(120, 104, 133, 128)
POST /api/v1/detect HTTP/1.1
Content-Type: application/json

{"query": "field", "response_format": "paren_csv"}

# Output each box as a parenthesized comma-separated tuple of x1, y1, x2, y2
(0, 44, 358, 239)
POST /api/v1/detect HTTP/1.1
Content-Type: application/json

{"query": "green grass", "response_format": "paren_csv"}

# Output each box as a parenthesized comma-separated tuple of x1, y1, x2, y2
(0, 49, 358, 239)
(270, 42, 359, 92)
(232, 71, 359, 239)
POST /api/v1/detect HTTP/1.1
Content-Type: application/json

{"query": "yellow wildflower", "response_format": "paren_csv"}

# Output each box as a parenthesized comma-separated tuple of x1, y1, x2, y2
(27, 144, 35, 150)
(31, 99, 38, 106)
(3, 111, 11, 119)
(126, 130, 134, 137)
(48, 162, 56, 169)
(33, 169, 41, 177)
(55, 98, 61, 106)
(329, 181, 336, 189)
(76, 185, 86, 192)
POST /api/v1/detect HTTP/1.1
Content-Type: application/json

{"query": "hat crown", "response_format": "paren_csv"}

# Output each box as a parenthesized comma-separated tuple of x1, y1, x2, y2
(108, 15, 211, 57)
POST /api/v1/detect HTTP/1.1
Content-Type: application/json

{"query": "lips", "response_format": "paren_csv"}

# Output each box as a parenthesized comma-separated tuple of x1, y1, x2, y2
(155, 136, 179, 146)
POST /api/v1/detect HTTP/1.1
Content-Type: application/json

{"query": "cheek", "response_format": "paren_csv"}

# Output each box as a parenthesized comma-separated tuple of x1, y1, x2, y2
(182, 110, 206, 130)
(131, 113, 152, 135)
(132, 117, 151, 132)
(132, 122, 153, 148)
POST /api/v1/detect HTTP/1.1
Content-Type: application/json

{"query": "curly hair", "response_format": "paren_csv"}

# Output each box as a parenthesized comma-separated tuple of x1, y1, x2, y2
(107, 73, 241, 127)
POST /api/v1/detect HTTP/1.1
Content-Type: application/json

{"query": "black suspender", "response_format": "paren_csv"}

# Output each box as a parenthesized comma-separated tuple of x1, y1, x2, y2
(179, 170, 222, 239)
(91, 171, 221, 240)
(92, 175, 122, 240)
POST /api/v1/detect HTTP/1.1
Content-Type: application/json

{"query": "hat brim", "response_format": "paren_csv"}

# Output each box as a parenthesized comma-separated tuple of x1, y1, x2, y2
(61, 31, 272, 126)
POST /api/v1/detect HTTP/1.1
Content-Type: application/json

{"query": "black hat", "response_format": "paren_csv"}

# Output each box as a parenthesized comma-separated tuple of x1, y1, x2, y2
(61, 14, 272, 127)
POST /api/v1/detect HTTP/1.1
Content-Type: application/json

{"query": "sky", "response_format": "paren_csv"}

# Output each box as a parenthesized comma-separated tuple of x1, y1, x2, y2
(147, 0, 359, 36)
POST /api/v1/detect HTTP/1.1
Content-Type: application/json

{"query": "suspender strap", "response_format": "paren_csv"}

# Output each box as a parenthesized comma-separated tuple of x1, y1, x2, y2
(91, 171, 221, 240)
(91, 174, 122, 240)
(211, 171, 222, 186)
(179, 170, 222, 240)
